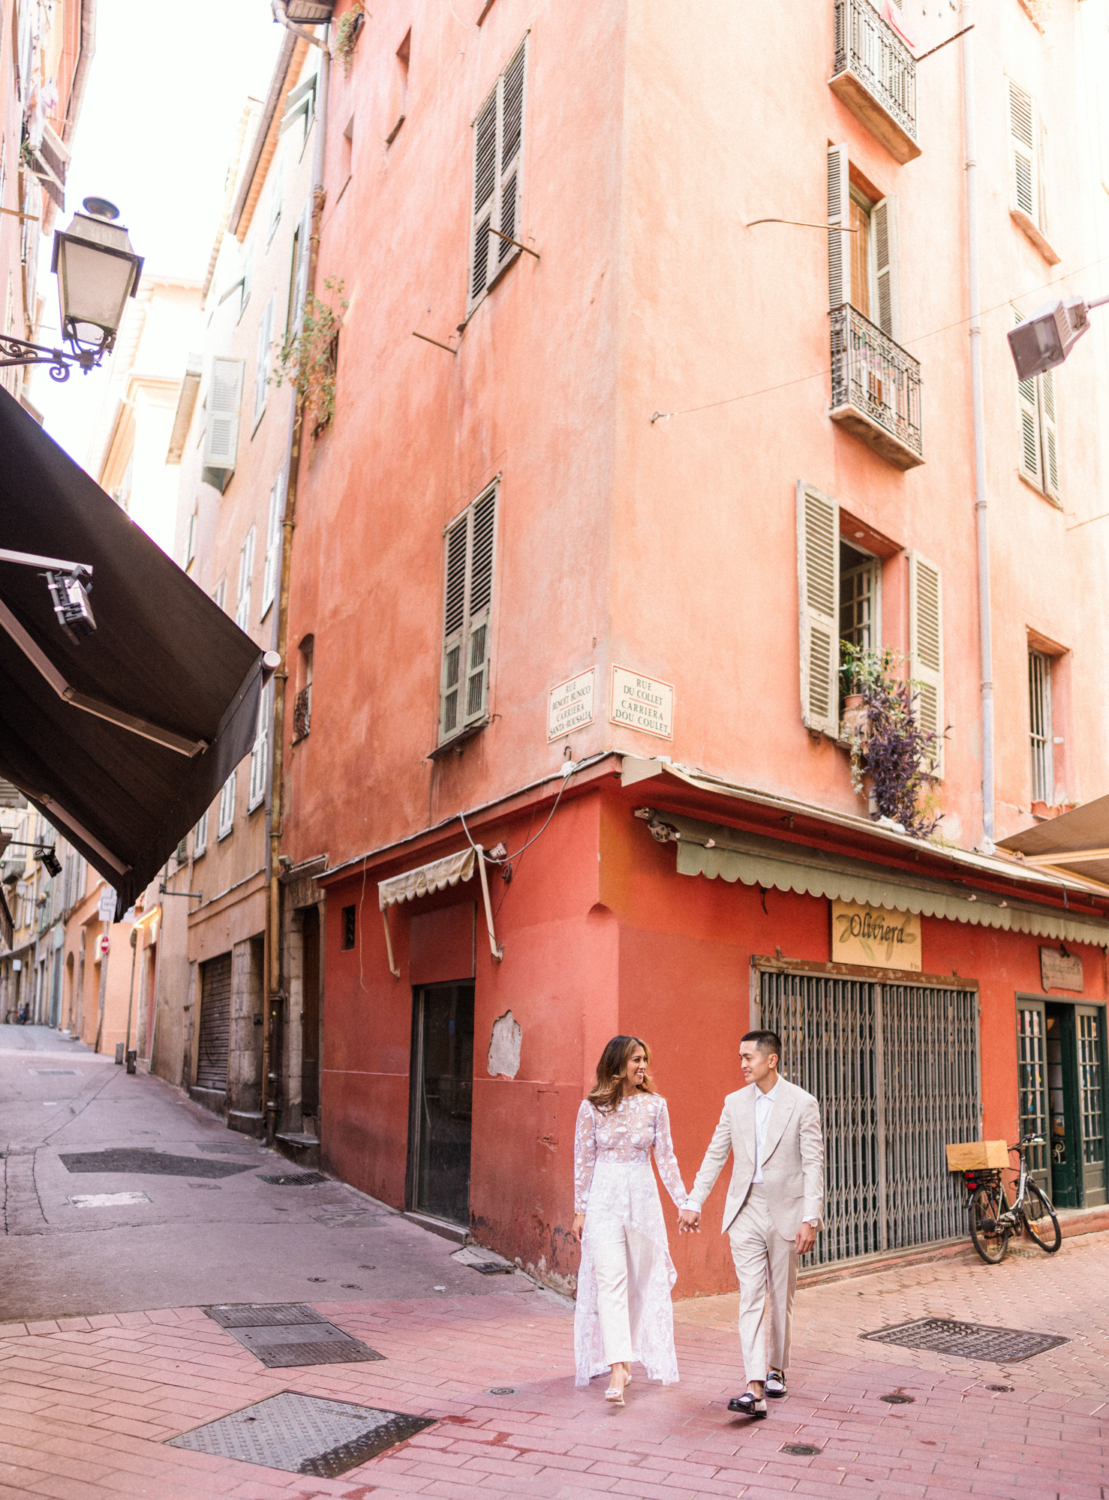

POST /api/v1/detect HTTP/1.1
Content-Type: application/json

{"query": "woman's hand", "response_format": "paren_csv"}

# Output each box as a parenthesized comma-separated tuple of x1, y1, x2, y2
(572, 1213, 585, 1242)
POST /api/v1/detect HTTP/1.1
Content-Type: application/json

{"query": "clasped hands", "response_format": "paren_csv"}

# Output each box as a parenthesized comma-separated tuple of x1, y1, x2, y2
(679, 1206, 817, 1254)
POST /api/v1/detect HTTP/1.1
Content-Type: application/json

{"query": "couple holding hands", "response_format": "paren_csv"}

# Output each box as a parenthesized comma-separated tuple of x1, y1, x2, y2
(572, 1031, 824, 1414)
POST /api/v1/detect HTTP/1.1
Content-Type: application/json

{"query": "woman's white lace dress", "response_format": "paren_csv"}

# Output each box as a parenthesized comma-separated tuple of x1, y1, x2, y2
(573, 1091, 687, 1386)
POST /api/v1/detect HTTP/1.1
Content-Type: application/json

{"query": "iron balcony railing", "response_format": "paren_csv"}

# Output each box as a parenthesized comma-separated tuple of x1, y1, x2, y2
(830, 303, 923, 462)
(833, 0, 917, 142)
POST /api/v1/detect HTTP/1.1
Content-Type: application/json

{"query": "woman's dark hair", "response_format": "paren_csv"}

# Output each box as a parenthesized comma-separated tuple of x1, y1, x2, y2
(587, 1035, 654, 1113)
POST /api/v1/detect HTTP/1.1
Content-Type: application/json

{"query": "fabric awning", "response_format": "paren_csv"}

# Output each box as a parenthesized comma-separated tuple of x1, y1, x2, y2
(997, 795, 1109, 892)
(0, 387, 268, 914)
(378, 848, 476, 908)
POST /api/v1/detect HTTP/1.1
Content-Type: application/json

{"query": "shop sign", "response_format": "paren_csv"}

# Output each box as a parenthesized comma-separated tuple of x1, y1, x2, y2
(547, 669, 595, 741)
(831, 899, 921, 971)
(98, 887, 116, 922)
(1040, 946, 1083, 993)
(609, 666, 674, 740)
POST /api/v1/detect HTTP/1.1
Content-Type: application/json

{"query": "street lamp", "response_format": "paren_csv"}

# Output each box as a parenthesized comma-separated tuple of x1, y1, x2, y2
(0, 197, 143, 382)
(1008, 292, 1109, 381)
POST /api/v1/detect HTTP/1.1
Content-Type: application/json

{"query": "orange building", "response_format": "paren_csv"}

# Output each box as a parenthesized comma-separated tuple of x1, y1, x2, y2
(256, 0, 1109, 1291)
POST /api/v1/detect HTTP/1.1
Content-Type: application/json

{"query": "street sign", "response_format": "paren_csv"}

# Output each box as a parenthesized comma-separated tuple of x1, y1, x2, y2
(609, 666, 674, 740)
(547, 669, 595, 741)
(97, 934, 110, 956)
(98, 888, 116, 922)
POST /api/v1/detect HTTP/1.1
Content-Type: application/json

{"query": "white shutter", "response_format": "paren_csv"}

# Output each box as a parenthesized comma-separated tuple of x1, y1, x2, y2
(262, 476, 283, 616)
(253, 296, 274, 425)
(827, 144, 851, 312)
(1009, 80, 1038, 224)
(872, 195, 900, 340)
(1014, 308, 1042, 487)
(194, 809, 208, 856)
(236, 526, 255, 630)
(218, 772, 237, 838)
(909, 552, 944, 778)
(797, 482, 840, 738)
(463, 487, 496, 726)
(290, 201, 310, 331)
(1040, 365, 1060, 501)
(467, 39, 527, 310)
(203, 358, 244, 469)
(248, 683, 271, 811)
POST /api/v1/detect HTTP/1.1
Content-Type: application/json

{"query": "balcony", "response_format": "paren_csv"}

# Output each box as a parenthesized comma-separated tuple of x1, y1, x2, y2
(830, 0, 920, 164)
(829, 303, 924, 468)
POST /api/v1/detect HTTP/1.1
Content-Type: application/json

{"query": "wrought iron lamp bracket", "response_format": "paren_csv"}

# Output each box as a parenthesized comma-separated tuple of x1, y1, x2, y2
(0, 334, 101, 381)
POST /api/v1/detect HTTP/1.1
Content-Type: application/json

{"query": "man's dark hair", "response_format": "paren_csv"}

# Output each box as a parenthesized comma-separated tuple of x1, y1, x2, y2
(741, 1029, 783, 1061)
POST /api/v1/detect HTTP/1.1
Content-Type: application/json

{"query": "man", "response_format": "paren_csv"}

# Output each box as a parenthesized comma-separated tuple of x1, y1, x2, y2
(679, 1030, 823, 1417)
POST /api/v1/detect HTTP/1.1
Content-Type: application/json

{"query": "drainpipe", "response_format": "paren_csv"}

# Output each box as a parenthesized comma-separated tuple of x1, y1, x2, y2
(961, 2, 994, 848)
(263, 24, 330, 1144)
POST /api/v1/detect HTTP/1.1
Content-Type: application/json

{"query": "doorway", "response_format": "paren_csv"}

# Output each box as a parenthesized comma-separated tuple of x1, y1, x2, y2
(407, 982, 474, 1227)
(300, 906, 321, 1129)
(1017, 996, 1107, 1208)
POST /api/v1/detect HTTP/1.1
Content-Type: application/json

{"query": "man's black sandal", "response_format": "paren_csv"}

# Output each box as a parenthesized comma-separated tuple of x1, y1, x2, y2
(727, 1392, 767, 1417)
(765, 1370, 786, 1398)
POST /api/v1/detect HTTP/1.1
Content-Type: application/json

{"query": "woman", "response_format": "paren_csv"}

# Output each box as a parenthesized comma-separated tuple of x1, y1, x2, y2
(573, 1035, 688, 1403)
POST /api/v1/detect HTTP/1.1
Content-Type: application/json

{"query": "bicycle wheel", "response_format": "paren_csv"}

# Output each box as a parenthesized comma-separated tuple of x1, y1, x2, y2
(1022, 1180, 1062, 1253)
(969, 1186, 1009, 1264)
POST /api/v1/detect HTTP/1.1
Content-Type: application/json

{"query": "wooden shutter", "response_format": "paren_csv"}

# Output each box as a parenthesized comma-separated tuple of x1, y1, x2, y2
(872, 196, 900, 340)
(236, 526, 255, 630)
(1009, 80, 1038, 224)
(467, 39, 527, 309)
(203, 358, 244, 469)
(1040, 364, 1060, 500)
(439, 485, 498, 741)
(827, 144, 851, 312)
(218, 772, 237, 837)
(1014, 308, 1042, 486)
(909, 552, 944, 777)
(248, 682, 271, 810)
(262, 476, 283, 615)
(254, 296, 274, 424)
(797, 483, 840, 737)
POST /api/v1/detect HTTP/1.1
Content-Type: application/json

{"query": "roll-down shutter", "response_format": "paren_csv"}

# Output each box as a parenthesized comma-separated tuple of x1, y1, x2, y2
(196, 953, 232, 1092)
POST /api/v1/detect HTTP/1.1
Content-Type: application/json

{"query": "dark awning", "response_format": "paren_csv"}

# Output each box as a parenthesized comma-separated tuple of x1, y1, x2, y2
(997, 795, 1109, 892)
(0, 387, 269, 915)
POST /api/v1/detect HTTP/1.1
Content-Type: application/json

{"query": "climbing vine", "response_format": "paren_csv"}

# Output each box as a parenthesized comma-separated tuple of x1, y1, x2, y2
(332, 1, 367, 74)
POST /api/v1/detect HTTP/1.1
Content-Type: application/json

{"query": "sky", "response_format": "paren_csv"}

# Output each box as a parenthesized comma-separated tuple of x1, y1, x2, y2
(29, 0, 283, 464)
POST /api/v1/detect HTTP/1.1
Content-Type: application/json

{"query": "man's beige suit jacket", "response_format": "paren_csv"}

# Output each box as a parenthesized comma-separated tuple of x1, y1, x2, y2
(687, 1077, 824, 1239)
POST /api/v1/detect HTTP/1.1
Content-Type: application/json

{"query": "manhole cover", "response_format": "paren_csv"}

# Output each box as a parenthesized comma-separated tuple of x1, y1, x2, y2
(167, 1391, 432, 1476)
(986, 1383, 1014, 1393)
(780, 1444, 822, 1456)
(260, 1172, 327, 1186)
(861, 1318, 1069, 1363)
(486, 1387, 519, 1396)
(880, 1393, 915, 1404)
(59, 1149, 254, 1179)
(202, 1303, 383, 1368)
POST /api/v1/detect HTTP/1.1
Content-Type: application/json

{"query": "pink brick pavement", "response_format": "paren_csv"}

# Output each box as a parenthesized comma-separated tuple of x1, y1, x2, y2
(1, 1238, 1107, 1500)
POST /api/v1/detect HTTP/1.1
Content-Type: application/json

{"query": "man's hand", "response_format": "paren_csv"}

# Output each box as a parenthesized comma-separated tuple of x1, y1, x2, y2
(794, 1220, 816, 1255)
(678, 1207, 701, 1233)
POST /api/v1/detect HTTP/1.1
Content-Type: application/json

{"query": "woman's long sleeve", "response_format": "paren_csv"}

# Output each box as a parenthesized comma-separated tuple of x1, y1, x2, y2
(574, 1100, 597, 1213)
(651, 1097, 688, 1209)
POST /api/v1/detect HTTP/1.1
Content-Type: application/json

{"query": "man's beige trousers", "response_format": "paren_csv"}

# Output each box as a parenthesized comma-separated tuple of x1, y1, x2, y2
(727, 1184, 798, 1382)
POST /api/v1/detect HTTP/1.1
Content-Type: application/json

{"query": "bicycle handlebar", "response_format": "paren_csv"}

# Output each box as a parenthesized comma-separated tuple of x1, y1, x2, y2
(1009, 1135, 1045, 1152)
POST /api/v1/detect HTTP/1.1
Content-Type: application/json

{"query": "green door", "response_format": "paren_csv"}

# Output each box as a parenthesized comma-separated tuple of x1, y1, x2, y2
(1045, 1004, 1080, 1207)
(1017, 1000, 1050, 1192)
(1076, 1005, 1107, 1207)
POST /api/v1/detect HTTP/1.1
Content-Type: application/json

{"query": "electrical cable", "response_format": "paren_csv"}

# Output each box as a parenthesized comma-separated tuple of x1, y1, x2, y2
(458, 753, 603, 866)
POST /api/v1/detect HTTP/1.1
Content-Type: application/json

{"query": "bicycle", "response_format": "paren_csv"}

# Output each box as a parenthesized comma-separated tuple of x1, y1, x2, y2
(965, 1135, 1062, 1264)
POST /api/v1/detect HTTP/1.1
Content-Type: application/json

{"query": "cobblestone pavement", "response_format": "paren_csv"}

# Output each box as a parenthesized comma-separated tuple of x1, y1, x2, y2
(0, 1236, 1106, 1500)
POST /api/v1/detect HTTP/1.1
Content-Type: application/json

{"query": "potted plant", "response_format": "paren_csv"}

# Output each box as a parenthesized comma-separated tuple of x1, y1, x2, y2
(839, 644, 945, 839)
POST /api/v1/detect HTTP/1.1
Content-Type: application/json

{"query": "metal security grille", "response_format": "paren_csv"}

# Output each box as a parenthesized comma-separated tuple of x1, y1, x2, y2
(862, 1317, 1068, 1363)
(197, 953, 232, 1092)
(1028, 649, 1053, 803)
(757, 969, 979, 1265)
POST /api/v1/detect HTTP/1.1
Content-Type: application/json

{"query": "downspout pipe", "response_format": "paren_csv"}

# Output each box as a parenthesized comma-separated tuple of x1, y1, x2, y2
(263, 26, 330, 1143)
(962, 2, 995, 849)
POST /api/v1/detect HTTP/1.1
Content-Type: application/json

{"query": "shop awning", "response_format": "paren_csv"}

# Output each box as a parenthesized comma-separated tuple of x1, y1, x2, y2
(997, 796, 1109, 891)
(0, 387, 269, 914)
(377, 845, 501, 975)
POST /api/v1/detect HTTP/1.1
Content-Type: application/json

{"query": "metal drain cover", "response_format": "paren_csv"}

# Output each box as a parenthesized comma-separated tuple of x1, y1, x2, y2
(861, 1318, 1069, 1363)
(167, 1390, 432, 1477)
(780, 1444, 822, 1456)
(259, 1171, 327, 1186)
(59, 1148, 254, 1179)
(202, 1303, 383, 1368)
(471, 1261, 514, 1276)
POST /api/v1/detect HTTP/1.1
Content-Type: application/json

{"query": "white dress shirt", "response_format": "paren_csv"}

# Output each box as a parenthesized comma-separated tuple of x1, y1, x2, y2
(751, 1077, 781, 1184)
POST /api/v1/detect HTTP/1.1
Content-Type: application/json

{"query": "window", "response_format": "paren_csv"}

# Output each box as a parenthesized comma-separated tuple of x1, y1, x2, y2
(439, 485, 497, 742)
(212, 577, 227, 613)
(909, 551, 944, 777)
(185, 509, 198, 570)
(194, 809, 209, 858)
(236, 527, 255, 631)
(293, 636, 313, 742)
(202, 358, 245, 477)
(248, 682, 272, 812)
(1029, 648, 1053, 803)
(217, 773, 237, 839)
(467, 39, 526, 312)
(1008, 79, 1055, 260)
(828, 147, 901, 338)
(262, 475, 283, 618)
(253, 295, 274, 427)
(839, 541, 879, 652)
(287, 203, 310, 334)
(1015, 310, 1060, 500)
(280, 71, 318, 150)
(386, 31, 410, 145)
(341, 905, 356, 950)
(264, 143, 283, 245)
